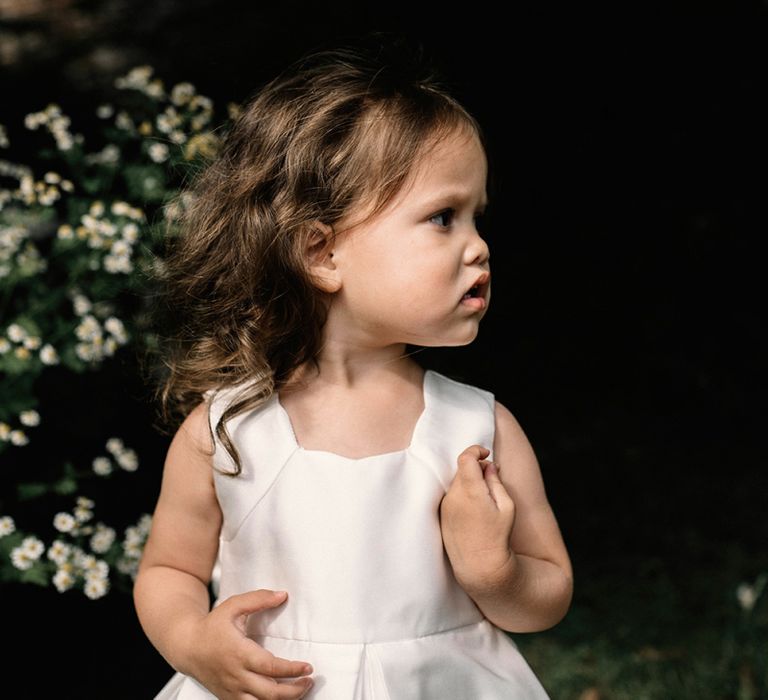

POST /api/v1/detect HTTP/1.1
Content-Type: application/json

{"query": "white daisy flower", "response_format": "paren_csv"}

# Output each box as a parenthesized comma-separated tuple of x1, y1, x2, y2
(148, 142, 169, 163)
(104, 316, 127, 340)
(97, 219, 118, 237)
(115, 111, 134, 132)
(110, 202, 128, 217)
(103, 338, 118, 356)
(106, 438, 125, 455)
(138, 514, 152, 534)
(0, 338, 10, 353)
(96, 104, 114, 119)
(72, 294, 91, 315)
(190, 95, 213, 112)
(57, 224, 74, 240)
(53, 568, 75, 592)
(75, 315, 101, 341)
(96, 144, 120, 165)
(75, 343, 97, 361)
(84, 576, 109, 599)
(103, 254, 133, 274)
(0, 422, 10, 440)
(21, 536, 44, 559)
(47, 540, 71, 565)
(125, 65, 153, 86)
(22, 336, 41, 350)
(170, 82, 195, 106)
(11, 547, 35, 570)
(77, 496, 95, 509)
(116, 449, 138, 472)
(737, 583, 757, 612)
(74, 550, 96, 571)
(169, 130, 186, 145)
(90, 526, 116, 554)
(19, 410, 40, 426)
(39, 344, 59, 365)
(145, 79, 165, 98)
(38, 189, 60, 206)
(83, 558, 109, 580)
(0, 515, 15, 536)
(190, 115, 211, 132)
(24, 113, 44, 130)
(123, 526, 142, 548)
(92, 456, 112, 476)
(53, 512, 76, 533)
(54, 132, 74, 151)
(6, 323, 26, 342)
(123, 541, 143, 559)
(121, 222, 139, 242)
(74, 506, 93, 524)
(110, 239, 130, 257)
(9, 430, 28, 446)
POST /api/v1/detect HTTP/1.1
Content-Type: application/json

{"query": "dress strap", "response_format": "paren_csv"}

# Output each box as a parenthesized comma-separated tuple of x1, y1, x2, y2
(205, 383, 299, 541)
(409, 371, 496, 491)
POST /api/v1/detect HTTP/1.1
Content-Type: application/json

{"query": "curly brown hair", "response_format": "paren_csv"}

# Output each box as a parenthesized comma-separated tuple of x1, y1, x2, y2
(143, 33, 490, 476)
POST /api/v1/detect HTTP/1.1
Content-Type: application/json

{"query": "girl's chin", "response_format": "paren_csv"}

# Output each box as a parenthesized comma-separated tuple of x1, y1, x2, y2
(409, 327, 482, 348)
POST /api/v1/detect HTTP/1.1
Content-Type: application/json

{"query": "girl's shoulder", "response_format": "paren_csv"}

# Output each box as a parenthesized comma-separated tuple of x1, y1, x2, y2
(425, 369, 496, 423)
(415, 369, 497, 486)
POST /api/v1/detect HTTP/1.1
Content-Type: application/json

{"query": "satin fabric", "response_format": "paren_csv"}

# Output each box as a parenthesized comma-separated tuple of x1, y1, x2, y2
(154, 369, 550, 699)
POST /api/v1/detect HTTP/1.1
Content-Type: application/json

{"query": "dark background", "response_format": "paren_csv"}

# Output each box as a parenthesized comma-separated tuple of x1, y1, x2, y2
(2, 2, 766, 696)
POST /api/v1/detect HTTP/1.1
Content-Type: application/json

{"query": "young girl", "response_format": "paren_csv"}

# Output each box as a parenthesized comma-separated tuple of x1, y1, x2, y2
(134, 36, 573, 700)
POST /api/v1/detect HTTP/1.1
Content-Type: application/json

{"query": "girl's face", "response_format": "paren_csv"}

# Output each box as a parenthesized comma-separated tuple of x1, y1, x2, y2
(329, 127, 491, 348)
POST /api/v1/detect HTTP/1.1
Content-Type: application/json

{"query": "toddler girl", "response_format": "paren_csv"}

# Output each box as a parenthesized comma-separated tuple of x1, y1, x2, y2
(134, 35, 573, 699)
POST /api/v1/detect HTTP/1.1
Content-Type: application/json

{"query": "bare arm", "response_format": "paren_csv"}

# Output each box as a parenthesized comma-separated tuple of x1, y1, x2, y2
(133, 400, 223, 672)
(133, 401, 314, 699)
(440, 401, 573, 633)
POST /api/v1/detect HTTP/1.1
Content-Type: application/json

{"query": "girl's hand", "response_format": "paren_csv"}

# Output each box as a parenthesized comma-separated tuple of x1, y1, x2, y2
(439, 445, 518, 594)
(181, 589, 314, 699)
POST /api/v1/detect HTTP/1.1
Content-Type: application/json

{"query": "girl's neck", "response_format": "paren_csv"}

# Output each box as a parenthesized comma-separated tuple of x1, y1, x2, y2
(284, 342, 422, 392)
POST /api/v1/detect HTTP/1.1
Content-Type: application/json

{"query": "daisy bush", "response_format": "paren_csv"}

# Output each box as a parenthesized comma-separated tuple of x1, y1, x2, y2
(0, 65, 240, 598)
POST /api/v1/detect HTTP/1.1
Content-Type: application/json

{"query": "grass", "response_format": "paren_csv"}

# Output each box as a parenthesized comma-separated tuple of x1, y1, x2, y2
(510, 539, 768, 699)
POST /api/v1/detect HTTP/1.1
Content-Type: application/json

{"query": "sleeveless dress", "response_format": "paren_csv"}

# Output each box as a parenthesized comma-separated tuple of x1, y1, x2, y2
(154, 369, 551, 699)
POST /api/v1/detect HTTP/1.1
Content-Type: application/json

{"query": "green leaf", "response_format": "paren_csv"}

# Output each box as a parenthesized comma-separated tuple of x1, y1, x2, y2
(17, 482, 50, 500)
(19, 563, 49, 586)
(54, 477, 78, 496)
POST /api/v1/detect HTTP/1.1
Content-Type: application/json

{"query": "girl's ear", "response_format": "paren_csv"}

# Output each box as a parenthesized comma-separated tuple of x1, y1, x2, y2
(305, 221, 342, 294)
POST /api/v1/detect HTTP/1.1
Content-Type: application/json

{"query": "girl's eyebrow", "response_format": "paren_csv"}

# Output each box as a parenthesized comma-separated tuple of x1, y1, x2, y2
(421, 189, 489, 211)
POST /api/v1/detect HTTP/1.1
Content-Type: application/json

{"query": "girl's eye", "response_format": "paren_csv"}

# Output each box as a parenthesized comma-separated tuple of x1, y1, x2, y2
(429, 208, 455, 228)
(429, 208, 487, 233)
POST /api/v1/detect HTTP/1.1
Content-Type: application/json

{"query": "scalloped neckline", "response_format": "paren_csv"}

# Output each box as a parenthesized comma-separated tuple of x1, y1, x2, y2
(275, 370, 432, 463)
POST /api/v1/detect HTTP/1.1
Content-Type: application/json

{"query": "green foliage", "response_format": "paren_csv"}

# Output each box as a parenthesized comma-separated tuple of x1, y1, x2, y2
(0, 65, 240, 599)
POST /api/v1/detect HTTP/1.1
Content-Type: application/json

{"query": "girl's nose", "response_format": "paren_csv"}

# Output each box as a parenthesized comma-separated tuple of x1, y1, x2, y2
(464, 229, 491, 267)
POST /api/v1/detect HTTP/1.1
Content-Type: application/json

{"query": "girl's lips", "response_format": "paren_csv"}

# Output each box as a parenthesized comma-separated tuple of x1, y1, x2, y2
(460, 296, 487, 311)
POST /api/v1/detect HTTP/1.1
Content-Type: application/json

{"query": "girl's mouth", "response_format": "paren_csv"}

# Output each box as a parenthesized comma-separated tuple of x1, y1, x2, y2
(460, 272, 490, 310)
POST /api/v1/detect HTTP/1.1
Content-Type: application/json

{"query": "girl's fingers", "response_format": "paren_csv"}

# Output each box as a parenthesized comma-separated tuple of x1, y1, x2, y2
(482, 461, 513, 508)
(226, 589, 289, 620)
(455, 446, 491, 493)
(248, 648, 313, 679)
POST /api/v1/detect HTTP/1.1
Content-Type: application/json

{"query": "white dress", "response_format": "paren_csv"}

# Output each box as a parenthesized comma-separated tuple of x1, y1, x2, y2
(155, 369, 551, 699)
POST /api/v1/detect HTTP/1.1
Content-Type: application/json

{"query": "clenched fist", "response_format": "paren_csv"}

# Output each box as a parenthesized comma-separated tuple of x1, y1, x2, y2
(439, 445, 518, 594)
